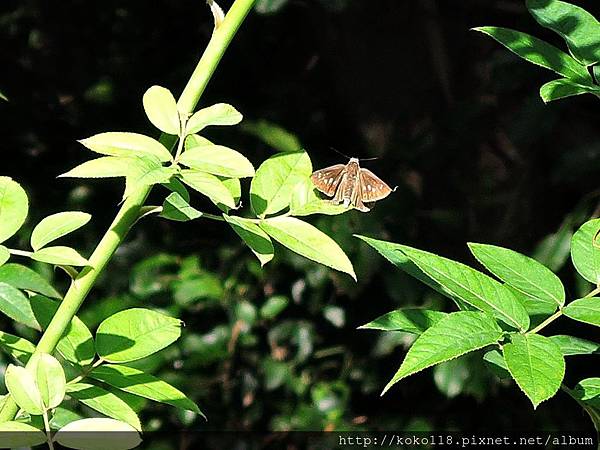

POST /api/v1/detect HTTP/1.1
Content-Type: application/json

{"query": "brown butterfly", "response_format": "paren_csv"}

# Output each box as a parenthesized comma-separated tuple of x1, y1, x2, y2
(311, 158, 394, 212)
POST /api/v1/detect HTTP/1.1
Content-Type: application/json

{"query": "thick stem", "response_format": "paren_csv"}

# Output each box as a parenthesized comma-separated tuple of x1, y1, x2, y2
(0, 0, 257, 422)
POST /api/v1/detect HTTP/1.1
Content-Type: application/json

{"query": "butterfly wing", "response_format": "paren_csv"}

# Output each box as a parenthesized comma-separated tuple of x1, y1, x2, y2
(311, 164, 346, 197)
(359, 168, 393, 202)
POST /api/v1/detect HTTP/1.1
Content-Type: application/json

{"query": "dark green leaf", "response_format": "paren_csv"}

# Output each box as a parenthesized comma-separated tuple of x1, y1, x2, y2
(359, 308, 447, 334)
(223, 215, 274, 266)
(383, 311, 503, 394)
(160, 192, 202, 222)
(473, 26, 590, 82)
(0, 263, 61, 298)
(503, 333, 565, 408)
(549, 335, 600, 356)
(0, 282, 38, 329)
(540, 78, 600, 102)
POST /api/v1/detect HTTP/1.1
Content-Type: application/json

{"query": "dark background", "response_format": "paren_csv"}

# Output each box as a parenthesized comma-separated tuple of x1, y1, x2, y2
(1, 0, 599, 442)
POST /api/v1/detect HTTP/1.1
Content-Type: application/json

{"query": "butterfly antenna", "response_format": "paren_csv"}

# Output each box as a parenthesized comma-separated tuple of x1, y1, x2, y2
(359, 156, 380, 162)
(329, 147, 352, 160)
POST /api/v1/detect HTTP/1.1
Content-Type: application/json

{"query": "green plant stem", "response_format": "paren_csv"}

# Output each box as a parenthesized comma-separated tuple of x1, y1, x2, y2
(0, 0, 257, 423)
(527, 309, 563, 335)
(585, 286, 600, 297)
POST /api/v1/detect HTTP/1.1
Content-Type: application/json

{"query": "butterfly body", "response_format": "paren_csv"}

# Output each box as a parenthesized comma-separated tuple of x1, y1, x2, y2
(311, 157, 393, 212)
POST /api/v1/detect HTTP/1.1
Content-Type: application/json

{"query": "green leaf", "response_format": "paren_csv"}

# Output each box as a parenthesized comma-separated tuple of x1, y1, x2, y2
(0, 245, 8, 266)
(91, 364, 202, 415)
(66, 383, 141, 431)
(574, 378, 600, 401)
(31, 295, 95, 366)
(355, 236, 472, 311)
(223, 214, 274, 266)
(30, 211, 91, 251)
(31, 246, 89, 266)
(260, 296, 289, 319)
(540, 78, 600, 103)
(240, 119, 302, 152)
(0, 177, 28, 244)
(49, 406, 84, 430)
(142, 85, 180, 135)
(526, 0, 600, 66)
(0, 263, 61, 298)
(250, 151, 312, 217)
(359, 308, 448, 334)
(289, 178, 349, 216)
(55, 418, 141, 450)
(5, 364, 44, 415)
(0, 331, 35, 364)
(382, 311, 503, 394)
(468, 243, 564, 307)
(79, 132, 173, 162)
(473, 26, 590, 83)
(563, 297, 600, 327)
(179, 170, 236, 208)
(0, 282, 38, 329)
(549, 335, 600, 356)
(95, 308, 182, 363)
(220, 177, 241, 213)
(503, 333, 565, 408)
(123, 156, 175, 199)
(395, 244, 530, 331)
(160, 192, 202, 222)
(28, 353, 66, 409)
(483, 349, 511, 379)
(260, 216, 355, 279)
(59, 156, 131, 179)
(0, 421, 46, 447)
(185, 103, 242, 134)
(571, 218, 600, 284)
(180, 136, 255, 178)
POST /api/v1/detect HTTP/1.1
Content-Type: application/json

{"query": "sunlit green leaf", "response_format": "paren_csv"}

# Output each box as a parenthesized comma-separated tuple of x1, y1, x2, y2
(0, 331, 35, 364)
(28, 353, 66, 409)
(260, 216, 355, 279)
(223, 214, 274, 266)
(503, 333, 565, 408)
(549, 334, 600, 356)
(31, 295, 95, 366)
(5, 364, 44, 415)
(468, 243, 564, 307)
(160, 192, 202, 222)
(527, 0, 600, 65)
(563, 297, 600, 328)
(0, 263, 61, 298)
(91, 364, 202, 415)
(473, 26, 590, 83)
(383, 311, 503, 394)
(66, 383, 141, 431)
(179, 136, 254, 178)
(30, 211, 91, 251)
(96, 308, 182, 363)
(250, 151, 312, 217)
(574, 378, 600, 401)
(0, 177, 28, 244)
(0, 421, 46, 447)
(359, 308, 447, 334)
(143, 85, 180, 135)
(394, 244, 529, 331)
(55, 417, 142, 450)
(571, 219, 600, 284)
(59, 156, 132, 179)
(31, 246, 89, 267)
(185, 103, 242, 134)
(540, 78, 600, 103)
(123, 156, 175, 199)
(0, 281, 38, 329)
(0, 245, 8, 266)
(79, 132, 173, 162)
(179, 170, 236, 208)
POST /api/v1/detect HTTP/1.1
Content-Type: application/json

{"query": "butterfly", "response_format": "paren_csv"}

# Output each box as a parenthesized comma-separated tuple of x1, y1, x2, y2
(310, 158, 394, 212)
